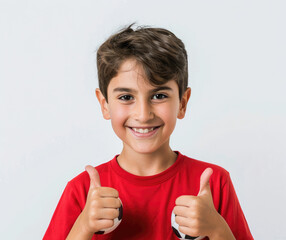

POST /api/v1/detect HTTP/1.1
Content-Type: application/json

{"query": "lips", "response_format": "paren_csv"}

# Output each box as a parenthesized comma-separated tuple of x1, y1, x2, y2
(128, 126, 161, 137)
(132, 127, 155, 133)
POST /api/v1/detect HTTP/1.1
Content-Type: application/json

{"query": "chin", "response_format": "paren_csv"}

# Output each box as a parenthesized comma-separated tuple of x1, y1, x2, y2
(130, 143, 164, 155)
(132, 148, 157, 154)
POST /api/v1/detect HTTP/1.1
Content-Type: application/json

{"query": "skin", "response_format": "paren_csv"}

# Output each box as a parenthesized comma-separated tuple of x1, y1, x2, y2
(97, 60, 190, 176)
(66, 166, 121, 239)
(66, 59, 235, 240)
(174, 168, 235, 239)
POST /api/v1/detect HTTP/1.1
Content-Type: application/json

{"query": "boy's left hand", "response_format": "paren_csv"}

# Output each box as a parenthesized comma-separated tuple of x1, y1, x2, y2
(174, 168, 233, 239)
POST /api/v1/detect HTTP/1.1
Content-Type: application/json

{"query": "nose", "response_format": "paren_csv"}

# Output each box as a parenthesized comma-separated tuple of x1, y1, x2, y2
(133, 99, 155, 123)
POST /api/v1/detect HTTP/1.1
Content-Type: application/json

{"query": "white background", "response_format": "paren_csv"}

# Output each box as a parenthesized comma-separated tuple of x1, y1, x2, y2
(1, 0, 285, 239)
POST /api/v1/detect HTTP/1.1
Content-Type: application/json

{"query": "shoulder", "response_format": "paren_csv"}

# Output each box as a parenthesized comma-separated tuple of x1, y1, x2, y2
(179, 152, 230, 185)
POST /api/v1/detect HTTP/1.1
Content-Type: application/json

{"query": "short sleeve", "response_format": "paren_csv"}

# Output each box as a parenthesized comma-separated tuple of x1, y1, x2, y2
(219, 173, 254, 240)
(43, 182, 83, 240)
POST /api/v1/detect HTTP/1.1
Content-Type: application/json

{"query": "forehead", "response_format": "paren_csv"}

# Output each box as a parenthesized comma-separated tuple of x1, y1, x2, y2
(118, 59, 142, 74)
(116, 59, 148, 85)
(108, 59, 177, 91)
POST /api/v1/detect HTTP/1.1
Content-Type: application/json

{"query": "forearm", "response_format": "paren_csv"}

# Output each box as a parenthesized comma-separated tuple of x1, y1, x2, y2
(66, 213, 94, 240)
(209, 215, 236, 240)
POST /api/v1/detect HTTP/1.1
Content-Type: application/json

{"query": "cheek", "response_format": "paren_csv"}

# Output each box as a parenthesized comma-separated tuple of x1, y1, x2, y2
(109, 105, 128, 127)
(110, 107, 125, 118)
(157, 102, 179, 127)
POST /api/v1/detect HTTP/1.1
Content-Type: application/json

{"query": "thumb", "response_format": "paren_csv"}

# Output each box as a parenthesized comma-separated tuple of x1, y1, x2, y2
(198, 168, 213, 196)
(85, 165, 101, 189)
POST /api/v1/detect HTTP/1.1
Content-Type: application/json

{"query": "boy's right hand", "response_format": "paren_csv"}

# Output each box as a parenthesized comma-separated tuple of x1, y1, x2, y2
(80, 165, 121, 235)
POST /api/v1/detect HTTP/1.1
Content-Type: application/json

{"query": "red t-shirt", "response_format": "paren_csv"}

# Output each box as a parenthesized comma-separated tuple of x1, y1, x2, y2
(43, 152, 253, 240)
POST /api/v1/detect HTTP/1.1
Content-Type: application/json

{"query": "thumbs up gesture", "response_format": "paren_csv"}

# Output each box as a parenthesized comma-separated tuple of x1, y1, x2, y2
(173, 168, 233, 239)
(80, 165, 122, 235)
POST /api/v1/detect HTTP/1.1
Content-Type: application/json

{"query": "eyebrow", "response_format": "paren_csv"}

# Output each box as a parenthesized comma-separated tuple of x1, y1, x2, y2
(113, 86, 173, 93)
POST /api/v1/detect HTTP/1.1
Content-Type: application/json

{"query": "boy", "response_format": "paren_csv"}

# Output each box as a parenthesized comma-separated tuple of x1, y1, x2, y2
(43, 24, 253, 240)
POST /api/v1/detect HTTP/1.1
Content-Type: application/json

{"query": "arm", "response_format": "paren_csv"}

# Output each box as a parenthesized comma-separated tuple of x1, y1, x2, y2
(66, 213, 94, 240)
(207, 214, 235, 240)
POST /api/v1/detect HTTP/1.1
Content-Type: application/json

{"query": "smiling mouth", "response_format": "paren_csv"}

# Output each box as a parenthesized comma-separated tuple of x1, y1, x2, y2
(128, 126, 160, 134)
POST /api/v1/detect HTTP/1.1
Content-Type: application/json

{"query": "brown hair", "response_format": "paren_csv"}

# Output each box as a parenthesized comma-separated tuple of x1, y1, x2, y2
(97, 24, 188, 101)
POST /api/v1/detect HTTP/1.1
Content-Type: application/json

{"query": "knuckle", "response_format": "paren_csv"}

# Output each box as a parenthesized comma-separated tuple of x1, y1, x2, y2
(94, 187, 102, 196)
(106, 187, 118, 196)
(191, 209, 201, 219)
(90, 209, 99, 219)
(89, 188, 101, 199)
(191, 199, 200, 208)
(91, 199, 101, 209)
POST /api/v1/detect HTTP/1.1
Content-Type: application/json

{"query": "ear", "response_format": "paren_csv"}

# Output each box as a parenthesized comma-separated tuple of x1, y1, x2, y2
(177, 87, 191, 119)
(95, 88, 111, 120)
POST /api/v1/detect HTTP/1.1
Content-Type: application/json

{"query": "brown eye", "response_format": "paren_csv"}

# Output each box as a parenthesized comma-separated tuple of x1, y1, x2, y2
(119, 95, 133, 101)
(152, 94, 167, 100)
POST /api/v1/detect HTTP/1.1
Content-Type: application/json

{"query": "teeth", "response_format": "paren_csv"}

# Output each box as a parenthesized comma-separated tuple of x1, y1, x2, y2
(132, 127, 154, 133)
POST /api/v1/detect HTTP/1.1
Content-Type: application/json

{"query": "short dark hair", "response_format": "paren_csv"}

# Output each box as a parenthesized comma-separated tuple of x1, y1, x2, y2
(97, 24, 188, 101)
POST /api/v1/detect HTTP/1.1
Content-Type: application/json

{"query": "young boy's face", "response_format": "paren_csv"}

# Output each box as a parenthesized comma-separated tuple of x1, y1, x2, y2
(96, 59, 191, 155)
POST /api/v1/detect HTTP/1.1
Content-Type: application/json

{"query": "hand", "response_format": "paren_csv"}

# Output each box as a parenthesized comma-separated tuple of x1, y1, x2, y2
(174, 168, 228, 239)
(80, 165, 121, 235)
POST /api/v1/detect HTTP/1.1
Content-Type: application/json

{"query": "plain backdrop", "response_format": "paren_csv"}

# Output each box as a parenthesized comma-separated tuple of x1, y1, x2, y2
(1, 0, 285, 239)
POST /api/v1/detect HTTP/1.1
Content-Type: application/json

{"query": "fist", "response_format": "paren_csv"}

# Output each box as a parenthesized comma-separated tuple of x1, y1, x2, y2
(81, 165, 123, 234)
(172, 168, 221, 238)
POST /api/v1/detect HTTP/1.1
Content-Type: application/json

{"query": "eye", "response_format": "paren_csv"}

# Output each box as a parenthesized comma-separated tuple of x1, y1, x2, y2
(152, 93, 168, 100)
(118, 95, 134, 101)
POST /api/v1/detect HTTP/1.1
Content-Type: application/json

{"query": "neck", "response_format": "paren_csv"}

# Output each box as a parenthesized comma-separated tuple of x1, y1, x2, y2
(117, 143, 177, 176)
